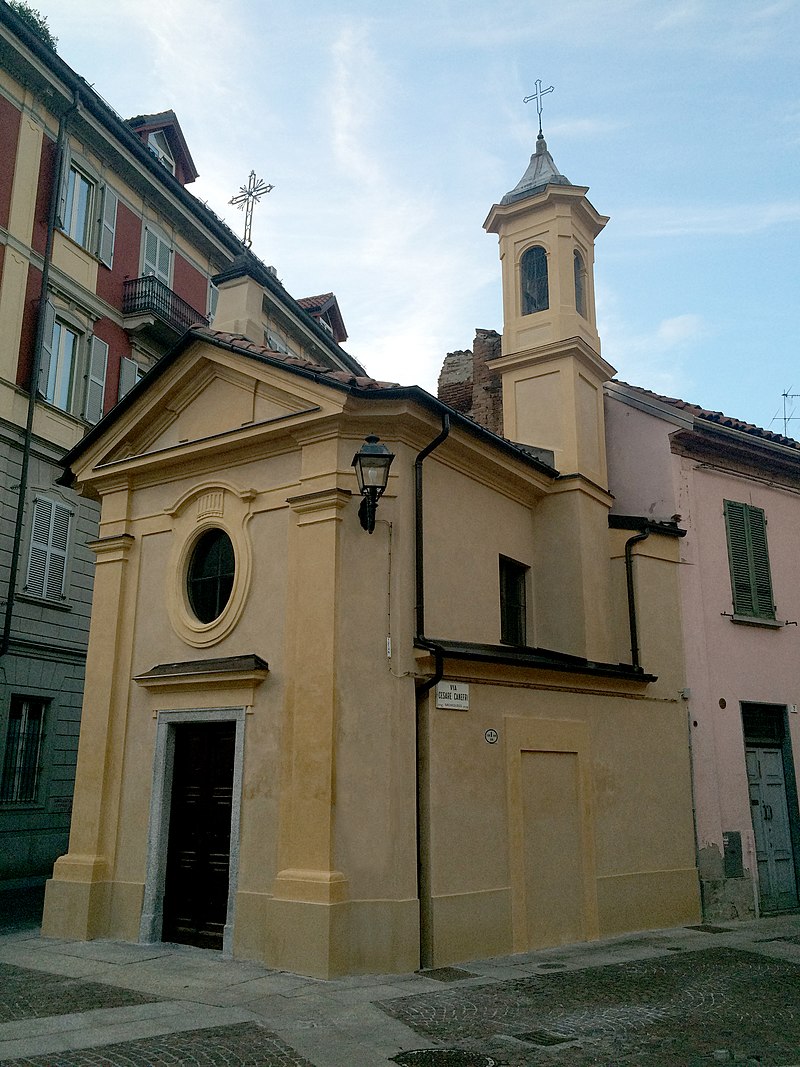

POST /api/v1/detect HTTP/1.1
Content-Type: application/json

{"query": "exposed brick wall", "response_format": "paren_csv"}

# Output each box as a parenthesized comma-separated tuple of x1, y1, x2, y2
(437, 348, 473, 413)
(471, 329, 502, 435)
(437, 330, 503, 434)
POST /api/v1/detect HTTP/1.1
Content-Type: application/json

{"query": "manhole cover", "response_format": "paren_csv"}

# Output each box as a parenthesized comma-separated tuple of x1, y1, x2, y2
(417, 966, 478, 982)
(392, 1051, 498, 1067)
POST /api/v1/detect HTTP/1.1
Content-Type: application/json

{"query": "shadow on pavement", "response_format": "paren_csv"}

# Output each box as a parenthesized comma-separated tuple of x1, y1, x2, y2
(0, 885, 45, 932)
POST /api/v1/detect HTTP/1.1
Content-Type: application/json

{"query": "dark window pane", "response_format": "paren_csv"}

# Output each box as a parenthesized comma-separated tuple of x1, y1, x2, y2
(1, 697, 45, 803)
(500, 556, 528, 646)
(574, 250, 587, 317)
(187, 530, 235, 623)
(520, 246, 549, 315)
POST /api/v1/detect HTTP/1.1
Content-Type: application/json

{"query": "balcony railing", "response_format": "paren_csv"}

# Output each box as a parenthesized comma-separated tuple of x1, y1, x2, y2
(122, 275, 208, 335)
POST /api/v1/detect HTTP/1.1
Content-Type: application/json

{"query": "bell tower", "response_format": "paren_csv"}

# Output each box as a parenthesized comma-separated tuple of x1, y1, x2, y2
(485, 106, 617, 662)
(484, 132, 614, 486)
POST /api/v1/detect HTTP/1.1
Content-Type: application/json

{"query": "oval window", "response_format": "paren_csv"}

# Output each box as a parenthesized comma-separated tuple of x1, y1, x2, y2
(187, 529, 235, 623)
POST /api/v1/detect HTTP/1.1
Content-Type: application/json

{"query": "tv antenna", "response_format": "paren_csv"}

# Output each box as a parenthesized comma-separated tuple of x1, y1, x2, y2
(781, 389, 800, 438)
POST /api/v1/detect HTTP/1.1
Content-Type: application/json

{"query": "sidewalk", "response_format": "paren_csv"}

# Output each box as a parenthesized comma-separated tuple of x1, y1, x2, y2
(1, 889, 800, 1066)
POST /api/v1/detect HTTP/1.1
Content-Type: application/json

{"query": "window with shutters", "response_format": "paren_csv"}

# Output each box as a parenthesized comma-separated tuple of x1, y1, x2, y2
(142, 226, 172, 285)
(25, 498, 72, 602)
(40, 308, 108, 422)
(723, 500, 775, 620)
(0, 696, 46, 804)
(42, 317, 79, 411)
(58, 160, 117, 265)
(62, 164, 94, 247)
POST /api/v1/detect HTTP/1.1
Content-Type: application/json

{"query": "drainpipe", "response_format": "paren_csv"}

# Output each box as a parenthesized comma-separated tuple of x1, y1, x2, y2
(624, 528, 650, 672)
(413, 413, 450, 970)
(414, 413, 450, 678)
(1, 95, 79, 659)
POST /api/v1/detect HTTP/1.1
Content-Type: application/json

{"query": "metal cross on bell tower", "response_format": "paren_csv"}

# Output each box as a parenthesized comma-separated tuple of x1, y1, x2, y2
(229, 170, 274, 249)
(523, 79, 554, 137)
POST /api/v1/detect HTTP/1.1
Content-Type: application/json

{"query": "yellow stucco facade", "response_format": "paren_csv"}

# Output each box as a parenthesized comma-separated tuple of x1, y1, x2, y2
(42, 135, 701, 977)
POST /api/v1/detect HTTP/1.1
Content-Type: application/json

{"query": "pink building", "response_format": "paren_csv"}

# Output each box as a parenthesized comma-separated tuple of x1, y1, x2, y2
(605, 381, 800, 920)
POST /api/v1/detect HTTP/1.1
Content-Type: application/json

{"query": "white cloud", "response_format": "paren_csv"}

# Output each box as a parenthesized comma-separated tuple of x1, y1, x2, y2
(614, 201, 800, 238)
(599, 283, 709, 397)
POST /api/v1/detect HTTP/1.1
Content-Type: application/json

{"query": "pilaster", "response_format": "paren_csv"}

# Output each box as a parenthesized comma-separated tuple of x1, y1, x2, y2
(42, 530, 137, 940)
(270, 483, 352, 976)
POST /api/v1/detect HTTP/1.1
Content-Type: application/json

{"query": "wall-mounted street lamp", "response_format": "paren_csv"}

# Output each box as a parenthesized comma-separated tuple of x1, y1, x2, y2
(352, 434, 395, 533)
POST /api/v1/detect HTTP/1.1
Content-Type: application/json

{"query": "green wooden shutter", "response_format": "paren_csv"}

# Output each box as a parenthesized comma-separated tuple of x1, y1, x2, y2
(747, 507, 775, 617)
(724, 500, 775, 619)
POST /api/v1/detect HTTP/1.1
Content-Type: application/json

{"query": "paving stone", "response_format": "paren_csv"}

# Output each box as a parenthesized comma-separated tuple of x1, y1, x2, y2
(0, 963, 161, 1024)
(377, 947, 800, 1066)
(0, 1021, 316, 1066)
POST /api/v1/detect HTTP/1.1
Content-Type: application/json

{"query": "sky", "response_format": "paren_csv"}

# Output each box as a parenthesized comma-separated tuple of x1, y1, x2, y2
(33, 0, 800, 435)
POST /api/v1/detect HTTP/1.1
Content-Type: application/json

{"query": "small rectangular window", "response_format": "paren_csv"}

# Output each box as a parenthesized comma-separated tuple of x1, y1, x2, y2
(724, 500, 775, 619)
(1, 696, 46, 803)
(500, 556, 528, 646)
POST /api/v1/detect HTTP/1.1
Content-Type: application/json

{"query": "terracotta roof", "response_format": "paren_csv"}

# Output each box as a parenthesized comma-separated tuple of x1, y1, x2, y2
(296, 294, 334, 311)
(617, 382, 800, 451)
(192, 327, 399, 390)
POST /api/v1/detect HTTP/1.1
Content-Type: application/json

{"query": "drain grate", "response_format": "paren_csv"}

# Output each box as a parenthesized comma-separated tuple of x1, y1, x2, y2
(687, 924, 731, 934)
(537, 961, 567, 969)
(515, 1029, 573, 1047)
(417, 967, 479, 982)
(392, 1052, 498, 1067)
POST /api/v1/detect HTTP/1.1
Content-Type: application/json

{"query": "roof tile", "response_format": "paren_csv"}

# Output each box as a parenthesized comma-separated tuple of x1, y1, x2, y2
(618, 382, 800, 451)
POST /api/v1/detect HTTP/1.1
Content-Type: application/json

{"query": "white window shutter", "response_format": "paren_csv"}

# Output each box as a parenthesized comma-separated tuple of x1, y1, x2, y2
(143, 228, 171, 285)
(38, 301, 56, 398)
(156, 238, 171, 283)
(143, 228, 159, 276)
(83, 335, 108, 423)
(118, 356, 140, 400)
(55, 148, 71, 231)
(26, 498, 71, 600)
(98, 185, 118, 268)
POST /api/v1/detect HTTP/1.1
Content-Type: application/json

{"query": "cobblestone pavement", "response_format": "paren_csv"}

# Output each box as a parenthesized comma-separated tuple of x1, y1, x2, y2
(0, 1022, 315, 1066)
(0, 963, 161, 1024)
(377, 946, 800, 1066)
(2, 897, 800, 1067)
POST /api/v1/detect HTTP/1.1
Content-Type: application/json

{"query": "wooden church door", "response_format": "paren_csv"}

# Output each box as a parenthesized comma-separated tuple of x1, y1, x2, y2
(162, 721, 236, 949)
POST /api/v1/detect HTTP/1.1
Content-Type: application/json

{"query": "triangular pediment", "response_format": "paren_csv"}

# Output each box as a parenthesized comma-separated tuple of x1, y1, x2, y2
(71, 340, 347, 482)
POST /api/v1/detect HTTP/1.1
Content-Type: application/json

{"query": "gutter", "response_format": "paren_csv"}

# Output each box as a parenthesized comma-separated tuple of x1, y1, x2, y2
(1, 91, 78, 657)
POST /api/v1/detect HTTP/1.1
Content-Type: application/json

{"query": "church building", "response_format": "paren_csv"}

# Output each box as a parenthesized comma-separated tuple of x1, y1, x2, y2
(41, 127, 701, 977)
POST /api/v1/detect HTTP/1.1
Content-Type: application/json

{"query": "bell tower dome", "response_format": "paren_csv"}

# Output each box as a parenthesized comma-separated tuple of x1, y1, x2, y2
(484, 132, 615, 485)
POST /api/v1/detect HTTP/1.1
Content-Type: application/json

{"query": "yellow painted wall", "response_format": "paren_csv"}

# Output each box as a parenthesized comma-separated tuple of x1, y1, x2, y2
(42, 345, 700, 977)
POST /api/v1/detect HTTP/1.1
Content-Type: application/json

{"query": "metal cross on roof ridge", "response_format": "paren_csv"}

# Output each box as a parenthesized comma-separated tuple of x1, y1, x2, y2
(523, 79, 554, 137)
(229, 170, 274, 249)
